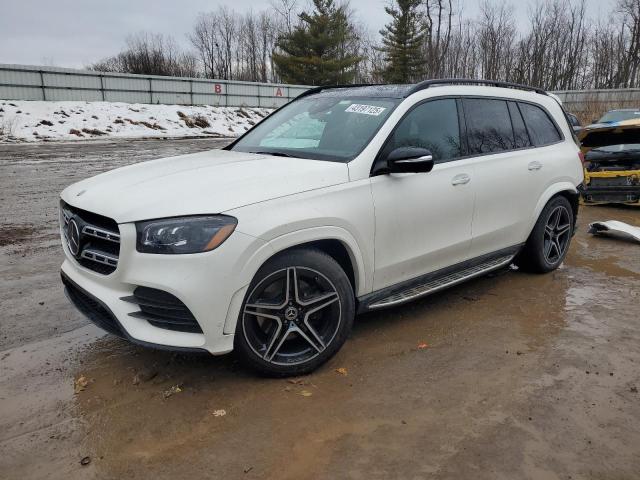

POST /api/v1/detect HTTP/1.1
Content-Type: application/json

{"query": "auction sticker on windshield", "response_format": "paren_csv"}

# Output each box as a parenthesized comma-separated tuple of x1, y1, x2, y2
(345, 104, 387, 116)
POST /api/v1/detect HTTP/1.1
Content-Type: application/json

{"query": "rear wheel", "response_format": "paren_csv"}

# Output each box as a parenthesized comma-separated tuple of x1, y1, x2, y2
(234, 248, 355, 377)
(516, 196, 574, 273)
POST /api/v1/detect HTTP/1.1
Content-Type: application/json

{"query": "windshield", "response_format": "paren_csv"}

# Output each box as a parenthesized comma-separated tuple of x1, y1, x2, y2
(598, 110, 640, 123)
(230, 95, 400, 162)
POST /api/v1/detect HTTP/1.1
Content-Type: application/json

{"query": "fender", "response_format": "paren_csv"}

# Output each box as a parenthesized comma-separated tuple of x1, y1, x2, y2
(222, 225, 370, 335)
(528, 181, 578, 232)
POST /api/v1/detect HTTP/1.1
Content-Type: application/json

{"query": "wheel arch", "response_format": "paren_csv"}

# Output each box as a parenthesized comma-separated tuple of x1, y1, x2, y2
(223, 227, 369, 335)
(529, 182, 579, 234)
(264, 227, 368, 296)
(556, 189, 580, 230)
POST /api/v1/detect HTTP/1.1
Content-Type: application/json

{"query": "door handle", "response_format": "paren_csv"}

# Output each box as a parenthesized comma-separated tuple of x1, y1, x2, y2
(528, 161, 543, 171)
(451, 173, 471, 185)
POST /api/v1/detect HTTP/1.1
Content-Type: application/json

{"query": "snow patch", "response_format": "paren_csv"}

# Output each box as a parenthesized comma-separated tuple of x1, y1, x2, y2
(0, 100, 272, 142)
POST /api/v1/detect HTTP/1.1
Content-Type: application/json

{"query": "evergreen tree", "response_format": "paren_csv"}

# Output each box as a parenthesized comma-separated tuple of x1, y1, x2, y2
(273, 0, 362, 85)
(377, 0, 427, 83)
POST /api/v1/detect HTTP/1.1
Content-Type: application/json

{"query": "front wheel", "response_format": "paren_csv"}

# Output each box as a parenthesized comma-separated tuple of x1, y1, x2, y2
(234, 248, 355, 377)
(516, 195, 574, 273)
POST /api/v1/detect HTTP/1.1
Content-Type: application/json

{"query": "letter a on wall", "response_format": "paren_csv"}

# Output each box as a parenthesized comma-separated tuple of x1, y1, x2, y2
(275, 87, 283, 97)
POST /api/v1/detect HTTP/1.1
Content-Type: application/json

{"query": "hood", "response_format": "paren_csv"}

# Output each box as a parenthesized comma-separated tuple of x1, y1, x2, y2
(61, 149, 349, 223)
(578, 120, 640, 153)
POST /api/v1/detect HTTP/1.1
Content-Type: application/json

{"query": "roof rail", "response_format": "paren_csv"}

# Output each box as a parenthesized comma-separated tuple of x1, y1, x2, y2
(407, 78, 548, 96)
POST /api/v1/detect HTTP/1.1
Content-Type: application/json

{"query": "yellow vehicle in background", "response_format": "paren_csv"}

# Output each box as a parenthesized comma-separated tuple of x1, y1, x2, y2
(579, 109, 640, 205)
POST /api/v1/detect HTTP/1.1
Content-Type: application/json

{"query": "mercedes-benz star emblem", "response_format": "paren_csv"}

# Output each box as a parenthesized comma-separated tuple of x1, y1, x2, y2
(284, 306, 299, 321)
(67, 217, 81, 257)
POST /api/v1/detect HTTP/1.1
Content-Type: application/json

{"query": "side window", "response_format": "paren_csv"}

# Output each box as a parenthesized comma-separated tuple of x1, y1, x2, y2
(518, 102, 562, 146)
(463, 98, 515, 154)
(508, 101, 532, 149)
(381, 98, 462, 163)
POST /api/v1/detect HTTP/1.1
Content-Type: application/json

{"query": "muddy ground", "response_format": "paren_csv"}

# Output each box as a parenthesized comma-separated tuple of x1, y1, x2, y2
(1, 138, 639, 480)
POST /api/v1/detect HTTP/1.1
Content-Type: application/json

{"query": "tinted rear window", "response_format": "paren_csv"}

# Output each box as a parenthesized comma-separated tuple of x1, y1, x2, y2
(519, 103, 561, 146)
(463, 99, 515, 154)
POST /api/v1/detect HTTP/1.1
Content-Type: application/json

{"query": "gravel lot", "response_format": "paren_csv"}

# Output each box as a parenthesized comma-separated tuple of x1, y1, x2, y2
(1, 138, 639, 480)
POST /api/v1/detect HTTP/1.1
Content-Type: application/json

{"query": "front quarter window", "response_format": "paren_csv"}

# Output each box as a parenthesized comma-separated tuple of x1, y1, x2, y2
(231, 95, 399, 162)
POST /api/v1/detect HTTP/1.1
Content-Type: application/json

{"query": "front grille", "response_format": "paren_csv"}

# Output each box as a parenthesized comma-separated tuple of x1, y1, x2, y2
(121, 287, 203, 333)
(61, 273, 124, 337)
(60, 201, 120, 275)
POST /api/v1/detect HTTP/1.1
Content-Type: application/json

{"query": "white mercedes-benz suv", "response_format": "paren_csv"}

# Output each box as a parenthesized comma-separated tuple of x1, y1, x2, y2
(60, 80, 584, 376)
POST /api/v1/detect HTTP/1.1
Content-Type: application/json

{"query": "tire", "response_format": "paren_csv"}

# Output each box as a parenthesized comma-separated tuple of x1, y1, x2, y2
(515, 195, 574, 273)
(234, 248, 355, 377)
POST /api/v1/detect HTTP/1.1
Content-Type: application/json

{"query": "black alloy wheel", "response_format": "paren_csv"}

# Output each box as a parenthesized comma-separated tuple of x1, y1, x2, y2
(235, 249, 354, 376)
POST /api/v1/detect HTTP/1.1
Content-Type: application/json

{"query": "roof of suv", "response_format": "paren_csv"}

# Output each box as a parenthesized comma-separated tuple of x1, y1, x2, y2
(301, 79, 549, 100)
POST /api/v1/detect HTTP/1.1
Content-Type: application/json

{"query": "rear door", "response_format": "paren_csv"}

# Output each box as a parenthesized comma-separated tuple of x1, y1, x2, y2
(465, 98, 563, 258)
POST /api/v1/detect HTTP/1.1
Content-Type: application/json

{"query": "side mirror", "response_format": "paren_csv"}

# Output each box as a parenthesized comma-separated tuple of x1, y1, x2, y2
(386, 147, 434, 173)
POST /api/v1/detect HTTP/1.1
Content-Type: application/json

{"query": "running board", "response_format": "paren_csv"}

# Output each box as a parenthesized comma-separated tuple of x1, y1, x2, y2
(360, 252, 517, 312)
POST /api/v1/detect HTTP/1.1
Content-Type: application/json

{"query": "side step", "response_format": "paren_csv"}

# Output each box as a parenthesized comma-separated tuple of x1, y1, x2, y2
(365, 254, 515, 311)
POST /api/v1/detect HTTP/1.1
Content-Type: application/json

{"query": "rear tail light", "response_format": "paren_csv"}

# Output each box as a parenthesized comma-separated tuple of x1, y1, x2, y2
(578, 151, 585, 165)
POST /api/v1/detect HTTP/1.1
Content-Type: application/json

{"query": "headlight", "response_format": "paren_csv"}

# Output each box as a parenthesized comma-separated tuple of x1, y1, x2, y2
(136, 215, 237, 254)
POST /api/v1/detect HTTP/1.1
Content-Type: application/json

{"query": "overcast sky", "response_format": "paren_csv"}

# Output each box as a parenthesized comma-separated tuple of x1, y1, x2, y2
(0, 0, 614, 69)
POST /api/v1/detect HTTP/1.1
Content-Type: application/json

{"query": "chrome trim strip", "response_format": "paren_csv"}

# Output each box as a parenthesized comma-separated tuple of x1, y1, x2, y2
(395, 155, 433, 164)
(80, 249, 119, 267)
(82, 225, 120, 243)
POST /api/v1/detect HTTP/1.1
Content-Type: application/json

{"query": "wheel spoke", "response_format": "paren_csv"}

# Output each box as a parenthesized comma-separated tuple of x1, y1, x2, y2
(544, 225, 553, 238)
(287, 267, 298, 304)
(297, 290, 339, 308)
(245, 301, 283, 311)
(549, 239, 560, 259)
(264, 322, 289, 361)
(544, 239, 553, 259)
(556, 223, 571, 237)
(243, 308, 281, 321)
(291, 324, 324, 353)
(550, 208, 561, 229)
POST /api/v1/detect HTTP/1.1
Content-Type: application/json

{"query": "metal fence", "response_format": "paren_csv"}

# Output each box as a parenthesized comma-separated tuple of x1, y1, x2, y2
(2, 63, 639, 114)
(554, 88, 640, 114)
(0, 64, 310, 108)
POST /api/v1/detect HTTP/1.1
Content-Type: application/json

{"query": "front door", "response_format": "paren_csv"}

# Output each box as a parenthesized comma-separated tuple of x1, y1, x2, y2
(370, 98, 475, 291)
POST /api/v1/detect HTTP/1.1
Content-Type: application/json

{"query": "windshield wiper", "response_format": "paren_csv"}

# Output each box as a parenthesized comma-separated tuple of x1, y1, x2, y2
(250, 150, 297, 158)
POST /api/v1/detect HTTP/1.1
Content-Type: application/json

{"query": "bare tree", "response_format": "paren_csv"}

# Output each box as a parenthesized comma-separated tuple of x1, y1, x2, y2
(270, 0, 299, 36)
(91, 0, 640, 89)
(612, 0, 640, 87)
(423, 0, 455, 77)
(90, 32, 199, 77)
(477, 1, 516, 81)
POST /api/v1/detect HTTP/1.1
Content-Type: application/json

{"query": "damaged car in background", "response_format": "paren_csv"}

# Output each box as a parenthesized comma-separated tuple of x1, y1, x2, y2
(580, 117, 640, 205)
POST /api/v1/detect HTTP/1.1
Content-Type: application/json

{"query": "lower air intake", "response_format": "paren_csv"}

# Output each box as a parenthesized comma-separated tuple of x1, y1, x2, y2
(121, 287, 203, 334)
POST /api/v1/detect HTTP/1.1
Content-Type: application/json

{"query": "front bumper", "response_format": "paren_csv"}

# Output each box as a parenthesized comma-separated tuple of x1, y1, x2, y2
(61, 272, 205, 352)
(60, 220, 270, 355)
